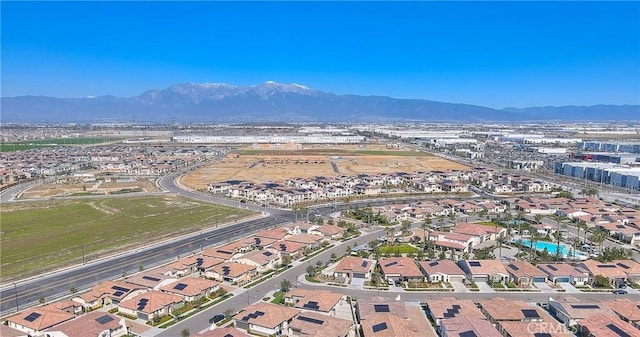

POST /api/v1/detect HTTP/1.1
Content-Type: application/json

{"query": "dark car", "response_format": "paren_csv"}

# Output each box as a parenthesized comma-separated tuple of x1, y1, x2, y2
(612, 289, 627, 295)
(209, 314, 225, 324)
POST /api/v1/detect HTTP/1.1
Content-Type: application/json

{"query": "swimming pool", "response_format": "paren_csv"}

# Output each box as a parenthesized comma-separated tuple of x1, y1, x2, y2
(519, 239, 587, 259)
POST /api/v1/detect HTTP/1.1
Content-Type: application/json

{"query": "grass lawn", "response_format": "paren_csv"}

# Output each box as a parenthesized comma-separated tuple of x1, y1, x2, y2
(0, 195, 253, 281)
(270, 291, 285, 304)
(379, 244, 419, 254)
(0, 137, 123, 152)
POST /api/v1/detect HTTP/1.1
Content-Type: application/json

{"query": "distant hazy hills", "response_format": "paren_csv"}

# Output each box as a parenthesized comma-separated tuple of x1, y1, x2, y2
(2, 82, 638, 123)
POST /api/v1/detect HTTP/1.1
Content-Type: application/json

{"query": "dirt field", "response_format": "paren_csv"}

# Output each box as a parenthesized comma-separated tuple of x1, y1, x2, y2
(181, 144, 468, 189)
(20, 178, 160, 199)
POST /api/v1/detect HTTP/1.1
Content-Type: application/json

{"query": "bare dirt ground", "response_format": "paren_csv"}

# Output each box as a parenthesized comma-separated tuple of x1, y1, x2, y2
(20, 179, 159, 199)
(181, 144, 468, 190)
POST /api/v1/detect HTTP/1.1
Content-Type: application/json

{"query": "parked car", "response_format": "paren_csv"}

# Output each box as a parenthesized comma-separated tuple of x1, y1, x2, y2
(209, 314, 225, 324)
(612, 289, 627, 295)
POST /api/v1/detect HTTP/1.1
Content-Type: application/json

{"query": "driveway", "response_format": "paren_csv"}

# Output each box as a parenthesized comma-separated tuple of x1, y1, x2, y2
(558, 282, 581, 294)
(450, 280, 468, 293)
(475, 281, 495, 293)
(350, 277, 365, 289)
(534, 282, 554, 293)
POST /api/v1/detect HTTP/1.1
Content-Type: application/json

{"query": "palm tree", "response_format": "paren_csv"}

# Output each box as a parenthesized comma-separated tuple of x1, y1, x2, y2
(529, 231, 540, 263)
(572, 237, 581, 260)
(496, 236, 506, 259)
(422, 215, 432, 248)
(555, 230, 563, 261)
(591, 231, 606, 258)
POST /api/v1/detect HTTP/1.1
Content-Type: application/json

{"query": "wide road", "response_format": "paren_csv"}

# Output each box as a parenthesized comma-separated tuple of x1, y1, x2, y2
(0, 170, 294, 317)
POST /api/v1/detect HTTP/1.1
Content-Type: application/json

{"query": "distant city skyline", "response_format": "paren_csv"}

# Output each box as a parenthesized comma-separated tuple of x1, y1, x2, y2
(2, 1, 639, 109)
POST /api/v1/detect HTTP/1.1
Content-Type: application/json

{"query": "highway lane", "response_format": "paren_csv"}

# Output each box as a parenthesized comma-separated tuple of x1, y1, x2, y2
(0, 214, 288, 316)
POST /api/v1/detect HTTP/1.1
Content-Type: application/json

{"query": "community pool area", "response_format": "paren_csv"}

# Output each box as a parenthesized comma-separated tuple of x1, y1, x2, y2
(519, 239, 588, 260)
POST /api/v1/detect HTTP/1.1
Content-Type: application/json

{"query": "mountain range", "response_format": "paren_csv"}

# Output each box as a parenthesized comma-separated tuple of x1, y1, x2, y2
(2, 81, 638, 123)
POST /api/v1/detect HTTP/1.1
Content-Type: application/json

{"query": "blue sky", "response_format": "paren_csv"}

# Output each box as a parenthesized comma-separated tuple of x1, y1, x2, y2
(2, 1, 639, 108)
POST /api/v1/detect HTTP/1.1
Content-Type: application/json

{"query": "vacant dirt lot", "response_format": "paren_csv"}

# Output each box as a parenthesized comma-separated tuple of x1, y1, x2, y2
(20, 178, 160, 199)
(181, 144, 467, 189)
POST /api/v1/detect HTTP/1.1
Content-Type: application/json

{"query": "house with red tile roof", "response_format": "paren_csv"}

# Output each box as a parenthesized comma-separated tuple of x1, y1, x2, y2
(44, 312, 126, 337)
(536, 263, 590, 285)
(197, 327, 250, 337)
(233, 302, 300, 337)
(285, 233, 325, 250)
(232, 248, 281, 273)
(118, 290, 184, 322)
(256, 227, 290, 241)
(505, 260, 548, 286)
(458, 259, 509, 283)
(125, 272, 175, 290)
(439, 315, 502, 337)
(577, 312, 638, 337)
(207, 262, 258, 285)
(602, 298, 640, 328)
(6, 306, 75, 336)
(72, 280, 146, 310)
(310, 224, 346, 240)
(418, 260, 466, 283)
(333, 256, 376, 282)
(378, 257, 423, 283)
(578, 260, 633, 286)
(289, 311, 353, 337)
(160, 276, 219, 302)
(270, 240, 308, 258)
(424, 297, 486, 327)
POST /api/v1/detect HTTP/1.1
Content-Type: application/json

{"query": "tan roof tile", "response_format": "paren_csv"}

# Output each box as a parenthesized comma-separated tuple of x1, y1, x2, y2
(118, 290, 182, 314)
(233, 302, 299, 329)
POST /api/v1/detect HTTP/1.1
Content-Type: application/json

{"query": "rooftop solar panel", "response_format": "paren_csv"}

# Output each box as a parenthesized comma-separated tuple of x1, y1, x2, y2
(95, 314, 114, 325)
(570, 304, 599, 309)
(196, 258, 204, 266)
(142, 275, 161, 282)
(384, 261, 398, 267)
(24, 312, 41, 322)
(459, 331, 478, 337)
(469, 261, 481, 267)
(374, 304, 390, 313)
(546, 265, 558, 271)
(616, 263, 630, 269)
(607, 323, 631, 337)
(113, 291, 124, 297)
(303, 301, 320, 310)
(521, 309, 540, 318)
(372, 322, 388, 333)
(429, 261, 439, 267)
(361, 260, 368, 267)
(616, 224, 626, 229)
(508, 264, 519, 271)
(111, 285, 130, 293)
(263, 251, 273, 257)
(597, 265, 616, 268)
(533, 334, 552, 337)
(298, 315, 325, 325)
(224, 334, 234, 337)
(173, 283, 188, 291)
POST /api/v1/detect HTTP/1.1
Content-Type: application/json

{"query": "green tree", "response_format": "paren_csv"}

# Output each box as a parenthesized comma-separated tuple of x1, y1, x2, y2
(592, 275, 610, 288)
(496, 236, 506, 259)
(39, 297, 45, 304)
(70, 287, 77, 295)
(280, 279, 292, 292)
(306, 265, 316, 277)
(223, 308, 234, 318)
(557, 190, 574, 199)
(345, 245, 352, 255)
(181, 329, 190, 337)
(421, 216, 431, 249)
(330, 252, 337, 262)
